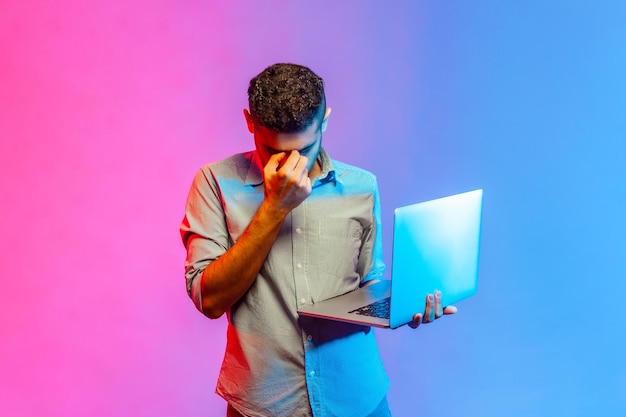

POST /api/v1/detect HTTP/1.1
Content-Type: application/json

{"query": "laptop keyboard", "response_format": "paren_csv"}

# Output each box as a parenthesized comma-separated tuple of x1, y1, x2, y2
(348, 297, 390, 319)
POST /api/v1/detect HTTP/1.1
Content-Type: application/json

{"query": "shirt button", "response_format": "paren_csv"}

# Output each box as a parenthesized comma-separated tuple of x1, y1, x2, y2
(297, 262, 302, 269)
(309, 371, 316, 377)
(307, 335, 313, 342)
(300, 298, 307, 305)
(296, 227, 302, 234)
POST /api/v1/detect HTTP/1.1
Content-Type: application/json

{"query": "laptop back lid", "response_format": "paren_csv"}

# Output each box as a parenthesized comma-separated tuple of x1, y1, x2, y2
(389, 189, 483, 328)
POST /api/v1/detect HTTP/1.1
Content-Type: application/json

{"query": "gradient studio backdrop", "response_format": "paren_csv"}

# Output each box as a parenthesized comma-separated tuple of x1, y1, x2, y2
(1, 1, 625, 416)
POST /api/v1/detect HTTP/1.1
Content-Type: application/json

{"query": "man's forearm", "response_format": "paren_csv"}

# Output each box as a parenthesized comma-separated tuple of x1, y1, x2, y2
(199, 201, 287, 319)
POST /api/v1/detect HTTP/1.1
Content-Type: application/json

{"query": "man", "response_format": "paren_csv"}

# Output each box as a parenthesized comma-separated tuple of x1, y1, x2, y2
(180, 63, 456, 417)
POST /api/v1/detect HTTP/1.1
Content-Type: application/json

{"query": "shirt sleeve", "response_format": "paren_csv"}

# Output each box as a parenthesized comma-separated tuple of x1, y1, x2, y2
(179, 167, 231, 313)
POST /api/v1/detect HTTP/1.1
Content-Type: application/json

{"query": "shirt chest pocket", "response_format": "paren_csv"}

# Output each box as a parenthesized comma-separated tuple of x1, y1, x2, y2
(315, 218, 364, 281)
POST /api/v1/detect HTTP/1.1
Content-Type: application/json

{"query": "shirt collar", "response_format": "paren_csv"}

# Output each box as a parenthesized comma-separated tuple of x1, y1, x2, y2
(314, 147, 340, 187)
(245, 147, 340, 187)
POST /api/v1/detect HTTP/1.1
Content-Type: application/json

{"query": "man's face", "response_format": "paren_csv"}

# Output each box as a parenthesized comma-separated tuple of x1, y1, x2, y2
(252, 121, 323, 173)
(244, 108, 331, 175)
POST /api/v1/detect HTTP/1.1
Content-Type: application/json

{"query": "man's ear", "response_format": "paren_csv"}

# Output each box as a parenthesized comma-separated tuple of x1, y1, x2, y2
(243, 109, 255, 133)
(321, 107, 332, 132)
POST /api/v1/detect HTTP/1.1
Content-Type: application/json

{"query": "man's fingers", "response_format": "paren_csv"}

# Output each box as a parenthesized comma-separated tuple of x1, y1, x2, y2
(265, 152, 287, 173)
(410, 292, 456, 329)
(443, 305, 458, 315)
(294, 155, 310, 183)
(262, 150, 312, 213)
(294, 153, 309, 173)
(434, 290, 444, 319)
(410, 313, 422, 329)
(267, 151, 310, 183)
(276, 151, 310, 191)
(423, 293, 434, 323)
(277, 150, 303, 174)
(299, 175, 312, 195)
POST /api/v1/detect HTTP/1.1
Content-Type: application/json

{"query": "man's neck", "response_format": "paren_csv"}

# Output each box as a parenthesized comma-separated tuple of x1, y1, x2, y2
(309, 159, 322, 179)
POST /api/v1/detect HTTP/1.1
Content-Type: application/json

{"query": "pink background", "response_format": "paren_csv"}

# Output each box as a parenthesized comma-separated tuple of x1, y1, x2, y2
(2, 1, 625, 416)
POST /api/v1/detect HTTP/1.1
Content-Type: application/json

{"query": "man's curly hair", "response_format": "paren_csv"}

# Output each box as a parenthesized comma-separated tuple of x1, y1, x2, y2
(248, 63, 326, 133)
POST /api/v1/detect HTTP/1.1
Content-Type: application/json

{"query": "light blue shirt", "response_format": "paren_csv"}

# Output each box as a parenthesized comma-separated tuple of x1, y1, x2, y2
(181, 148, 390, 416)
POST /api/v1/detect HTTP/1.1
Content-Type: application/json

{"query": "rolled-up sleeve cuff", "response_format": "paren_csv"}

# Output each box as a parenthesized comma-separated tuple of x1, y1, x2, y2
(189, 274, 205, 314)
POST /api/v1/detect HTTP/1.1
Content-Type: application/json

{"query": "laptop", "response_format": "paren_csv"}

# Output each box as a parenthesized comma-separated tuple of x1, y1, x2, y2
(297, 189, 483, 329)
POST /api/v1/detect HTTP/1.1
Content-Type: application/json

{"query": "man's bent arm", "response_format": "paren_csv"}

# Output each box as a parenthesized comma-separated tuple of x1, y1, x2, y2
(198, 200, 286, 319)
(197, 151, 311, 319)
